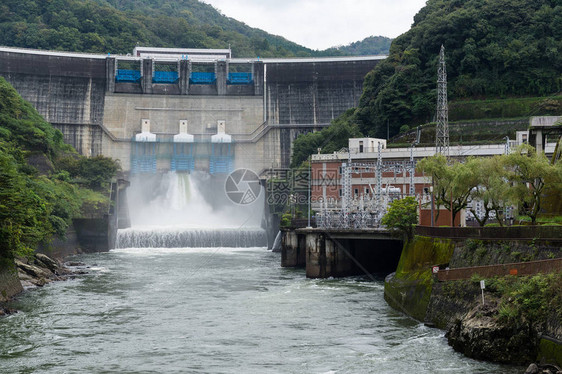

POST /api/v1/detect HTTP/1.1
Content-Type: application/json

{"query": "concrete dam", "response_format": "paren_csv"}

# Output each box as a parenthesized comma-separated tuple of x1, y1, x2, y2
(0, 46, 384, 175)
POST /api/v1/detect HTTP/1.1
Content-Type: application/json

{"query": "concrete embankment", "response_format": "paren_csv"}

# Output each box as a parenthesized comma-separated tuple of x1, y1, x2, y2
(281, 228, 403, 278)
(384, 226, 562, 366)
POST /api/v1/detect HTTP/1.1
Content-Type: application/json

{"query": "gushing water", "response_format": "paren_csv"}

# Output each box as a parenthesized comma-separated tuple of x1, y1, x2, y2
(117, 171, 266, 248)
(116, 227, 267, 248)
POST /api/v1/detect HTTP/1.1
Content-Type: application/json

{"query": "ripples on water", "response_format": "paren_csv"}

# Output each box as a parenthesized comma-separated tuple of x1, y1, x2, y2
(0, 247, 521, 373)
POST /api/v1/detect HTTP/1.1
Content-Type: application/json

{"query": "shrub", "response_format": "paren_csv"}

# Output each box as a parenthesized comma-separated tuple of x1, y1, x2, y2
(381, 196, 418, 238)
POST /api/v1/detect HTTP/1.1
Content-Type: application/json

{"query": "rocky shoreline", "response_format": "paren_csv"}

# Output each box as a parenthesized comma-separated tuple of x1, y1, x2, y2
(384, 234, 562, 372)
(1, 253, 87, 317)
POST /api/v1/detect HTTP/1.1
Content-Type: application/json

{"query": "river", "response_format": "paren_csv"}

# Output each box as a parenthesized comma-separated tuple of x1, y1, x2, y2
(0, 247, 521, 373)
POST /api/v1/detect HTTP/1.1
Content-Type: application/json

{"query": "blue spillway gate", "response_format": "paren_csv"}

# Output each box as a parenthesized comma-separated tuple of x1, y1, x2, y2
(209, 143, 233, 174)
(153, 71, 179, 84)
(131, 142, 157, 174)
(116, 69, 141, 82)
(190, 72, 216, 84)
(227, 72, 253, 85)
(171, 143, 195, 172)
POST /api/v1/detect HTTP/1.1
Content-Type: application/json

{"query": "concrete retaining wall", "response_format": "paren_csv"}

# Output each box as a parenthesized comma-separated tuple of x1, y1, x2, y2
(281, 228, 402, 278)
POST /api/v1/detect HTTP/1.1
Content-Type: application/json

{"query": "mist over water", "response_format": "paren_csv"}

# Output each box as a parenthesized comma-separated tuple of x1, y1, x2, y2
(127, 171, 264, 228)
(117, 171, 267, 248)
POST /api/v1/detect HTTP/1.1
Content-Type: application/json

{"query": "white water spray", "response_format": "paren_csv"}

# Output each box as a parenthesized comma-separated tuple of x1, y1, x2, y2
(117, 171, 267, 248)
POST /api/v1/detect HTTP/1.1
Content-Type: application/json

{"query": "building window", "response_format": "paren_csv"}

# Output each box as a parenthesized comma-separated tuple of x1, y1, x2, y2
(338, 166, 342, 174)
(339, 189, 342, 197)
(365, 188, 370, 195)
(354, 188, 359, 196)
(359, 141, 364, 153)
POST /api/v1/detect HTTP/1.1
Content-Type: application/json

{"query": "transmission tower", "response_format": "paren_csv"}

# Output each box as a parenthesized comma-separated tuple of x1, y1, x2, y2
(435, 45, 449, 156)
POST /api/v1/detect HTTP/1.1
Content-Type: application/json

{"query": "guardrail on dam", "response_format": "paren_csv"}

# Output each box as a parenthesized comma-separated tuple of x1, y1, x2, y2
(0, 46, 385, 174)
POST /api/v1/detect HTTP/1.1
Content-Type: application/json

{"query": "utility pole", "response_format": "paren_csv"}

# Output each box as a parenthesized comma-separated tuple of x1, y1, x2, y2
(436, 45, 449, 157)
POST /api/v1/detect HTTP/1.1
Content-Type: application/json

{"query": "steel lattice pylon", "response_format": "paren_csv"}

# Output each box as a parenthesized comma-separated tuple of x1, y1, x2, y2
(317, 150, 418, 229)
(436, 45, 449, 156)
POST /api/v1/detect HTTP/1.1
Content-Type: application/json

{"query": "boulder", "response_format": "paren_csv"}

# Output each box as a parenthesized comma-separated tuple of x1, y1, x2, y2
(446, 301, 539, 365)
(16, 259, 53, 279)
(35, 253, 60, 273)
(525, 363, 539, 374)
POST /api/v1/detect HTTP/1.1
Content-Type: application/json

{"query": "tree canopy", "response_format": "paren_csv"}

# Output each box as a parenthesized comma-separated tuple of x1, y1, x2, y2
(0, 77, 118, 258)
(0, 0, 389, 58)
(381, 196, 419, 239)
(324, 36, 392, 56)
(354, 0, 562, 138)
(417, 146, 562, 226)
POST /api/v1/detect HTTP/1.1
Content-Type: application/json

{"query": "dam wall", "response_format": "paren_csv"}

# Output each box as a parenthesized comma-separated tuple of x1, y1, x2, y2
(265, 58, 379, 125)
(0, 47, 384, 172)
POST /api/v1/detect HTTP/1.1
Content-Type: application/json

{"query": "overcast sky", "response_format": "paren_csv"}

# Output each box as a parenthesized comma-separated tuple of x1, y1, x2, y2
(202, 0, 428, 50)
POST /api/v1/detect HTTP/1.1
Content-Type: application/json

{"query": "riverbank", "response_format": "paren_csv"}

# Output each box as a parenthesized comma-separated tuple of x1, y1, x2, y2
(0, 252, 87, 316)
(384, 229, 562, 367)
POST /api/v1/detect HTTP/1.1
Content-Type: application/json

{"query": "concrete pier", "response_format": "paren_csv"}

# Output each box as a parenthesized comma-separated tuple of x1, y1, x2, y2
(281, 228, 403, 278)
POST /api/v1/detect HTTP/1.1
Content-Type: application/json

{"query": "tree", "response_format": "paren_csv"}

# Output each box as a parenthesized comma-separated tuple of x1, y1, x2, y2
(468, 156, 510, 226)
(0, 146, 52, 257)
(505, 144, 561, 224)
(417, 154, 477, 226)
(381, 196, 418, 239)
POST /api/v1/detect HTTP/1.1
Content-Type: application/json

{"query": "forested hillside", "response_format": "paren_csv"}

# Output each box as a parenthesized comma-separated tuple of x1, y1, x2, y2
(326, 35, 392, 56)
(291, 0, 562, 166)
(355, 0, 562, 138)
(0, 0, 344, 57)
(0, 78, 118, 258)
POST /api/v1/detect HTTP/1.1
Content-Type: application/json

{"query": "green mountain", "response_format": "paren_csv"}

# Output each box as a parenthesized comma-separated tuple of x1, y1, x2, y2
(354, 0, 562, 138)
(290, 0, 562, 167)
(0, 0, 313, 57)
(326, 35, 392, 56)
(0, 0, 391, 57)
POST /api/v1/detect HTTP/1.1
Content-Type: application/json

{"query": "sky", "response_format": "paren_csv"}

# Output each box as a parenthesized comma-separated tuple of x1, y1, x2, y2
(202, 0, 428, 50)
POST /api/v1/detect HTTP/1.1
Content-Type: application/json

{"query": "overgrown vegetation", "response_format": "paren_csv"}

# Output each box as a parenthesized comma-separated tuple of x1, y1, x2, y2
(449, 96, 562, 122)
(0, 77, 118, 258)
(478, 273, 562, 325)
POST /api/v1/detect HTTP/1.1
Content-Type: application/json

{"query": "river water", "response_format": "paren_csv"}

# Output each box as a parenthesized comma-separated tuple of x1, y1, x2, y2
(1, 247, 521, 374)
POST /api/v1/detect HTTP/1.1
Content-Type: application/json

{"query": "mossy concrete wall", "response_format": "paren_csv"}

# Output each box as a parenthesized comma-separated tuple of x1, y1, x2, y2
(539, 337, 562, 366)
(384, 236, 455, 321)
(0, 255, 23, 302)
